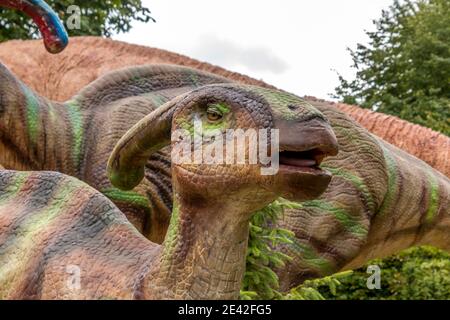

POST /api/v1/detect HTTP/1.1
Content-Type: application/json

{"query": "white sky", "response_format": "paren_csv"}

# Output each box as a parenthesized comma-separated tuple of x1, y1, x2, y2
(113, 0, 393, 100)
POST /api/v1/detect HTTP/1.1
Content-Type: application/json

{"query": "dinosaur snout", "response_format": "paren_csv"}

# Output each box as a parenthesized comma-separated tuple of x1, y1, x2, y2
(277, 116, 338, 160)
(270, 116, 338, 202)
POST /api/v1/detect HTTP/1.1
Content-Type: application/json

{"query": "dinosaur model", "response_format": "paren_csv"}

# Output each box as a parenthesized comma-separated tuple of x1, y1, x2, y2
(1, 0, 449, 296)
(0, 1, 343, 300)
(0, 118, 336, 299)
(0, 4, 339, 298)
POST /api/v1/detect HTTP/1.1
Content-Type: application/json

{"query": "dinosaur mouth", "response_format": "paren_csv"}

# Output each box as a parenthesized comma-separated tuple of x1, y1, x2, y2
(274, 145, 337, 202)
(275, 116, 339, 176)
(279, 148, 327, 172)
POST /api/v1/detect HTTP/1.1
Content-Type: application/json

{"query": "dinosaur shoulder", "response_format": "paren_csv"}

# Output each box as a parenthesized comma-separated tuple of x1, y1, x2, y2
(0, 170, 131, 230)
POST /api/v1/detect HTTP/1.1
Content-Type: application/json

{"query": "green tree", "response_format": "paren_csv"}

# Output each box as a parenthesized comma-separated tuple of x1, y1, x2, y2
(334, 0, 450, 135)
(0, 0, 155, 41)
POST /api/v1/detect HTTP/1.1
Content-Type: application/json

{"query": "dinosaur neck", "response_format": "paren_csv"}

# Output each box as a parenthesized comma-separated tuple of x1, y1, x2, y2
(146, 192, 250, 299)
(0, 63, 78, 173)
(344, 143, 450, 270)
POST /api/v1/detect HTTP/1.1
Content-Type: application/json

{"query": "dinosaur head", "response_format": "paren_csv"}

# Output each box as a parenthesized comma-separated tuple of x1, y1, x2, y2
(0, 0, 68, 53)
(108, 84, 338, 214)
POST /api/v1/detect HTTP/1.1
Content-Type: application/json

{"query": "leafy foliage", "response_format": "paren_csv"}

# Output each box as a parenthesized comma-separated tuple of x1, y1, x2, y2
(334, 0, 450, 135)
(0, 0, 155, 41)
(318, 246, 450, 300)
(283, 272, 351, 300)
(240, 199, 298, 300)
(241, 198, 347, 301)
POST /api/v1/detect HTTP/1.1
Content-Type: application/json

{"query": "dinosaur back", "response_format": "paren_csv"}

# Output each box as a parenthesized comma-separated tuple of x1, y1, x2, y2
(70, 64, 232, 110)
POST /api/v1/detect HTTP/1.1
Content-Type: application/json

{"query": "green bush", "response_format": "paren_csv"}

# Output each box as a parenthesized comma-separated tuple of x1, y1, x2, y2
(283, 272, 351, 300)
(317, 246, 450, 300)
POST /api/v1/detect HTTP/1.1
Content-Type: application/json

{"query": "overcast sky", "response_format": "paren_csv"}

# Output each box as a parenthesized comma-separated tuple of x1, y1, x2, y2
(113, 0, 393, 100)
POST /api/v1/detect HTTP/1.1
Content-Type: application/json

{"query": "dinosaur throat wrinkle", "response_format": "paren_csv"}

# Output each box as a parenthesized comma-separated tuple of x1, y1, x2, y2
(150, 196, 249, 299)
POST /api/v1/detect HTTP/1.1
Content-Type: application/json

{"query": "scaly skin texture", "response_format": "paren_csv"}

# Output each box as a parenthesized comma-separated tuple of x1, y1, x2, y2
(0, 83, 339, 299)
(276, 105, 450, 290)
(0, 170, 158, 299)
(0, 37, 448, 176)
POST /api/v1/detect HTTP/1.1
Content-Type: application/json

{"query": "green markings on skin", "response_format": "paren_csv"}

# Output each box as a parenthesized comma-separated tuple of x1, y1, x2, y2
(102, 188, 150, 210)
(176, 116, 194, 134)
(302, 200, 368, 238)
(250, 86, 322, 121)
(365, 145, 439, 224)
(425, 171, 439, 223)
(144, 93, 169, 107)
(65, 100, 84, 168)
(321, 164, 376, 212)
(331, 125, 357, 143)
(290, 240, 334, 274)
(161, 199, 181, 265)
(202, 103, 231, 132)
(208, 102, 231, 115)
(378, 146, 398, 216)
(0, 178, 82, 295)
(0, 172, 28, 204)
(22, 85, 40, 144)
(188, 70, 200, 86)
(47, 103, 58, 125)
(202, 122, 225, 132)
(177, 103, 232, 135)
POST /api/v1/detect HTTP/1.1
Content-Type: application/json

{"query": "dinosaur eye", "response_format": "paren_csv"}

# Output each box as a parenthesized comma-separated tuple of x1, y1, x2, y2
(206, 107, 223, 122)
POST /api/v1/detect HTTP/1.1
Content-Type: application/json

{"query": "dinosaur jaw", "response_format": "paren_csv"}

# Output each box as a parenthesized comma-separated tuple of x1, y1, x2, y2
(273, 117, 338, 201)
(279, 148, 328, 172)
